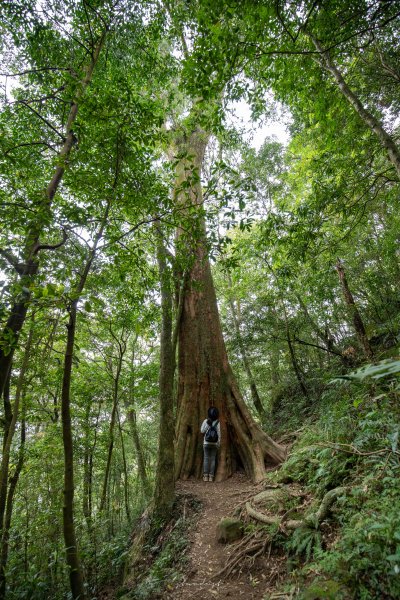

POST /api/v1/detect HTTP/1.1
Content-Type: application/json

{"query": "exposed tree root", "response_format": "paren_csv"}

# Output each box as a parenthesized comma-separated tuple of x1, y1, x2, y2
(217, 486, 347, 579)
(246, 486, 347, 529)
(214, 530, 270, 578)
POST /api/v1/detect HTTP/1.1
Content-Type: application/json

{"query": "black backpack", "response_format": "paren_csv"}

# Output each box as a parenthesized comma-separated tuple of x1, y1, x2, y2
(205, 420, 219, 444)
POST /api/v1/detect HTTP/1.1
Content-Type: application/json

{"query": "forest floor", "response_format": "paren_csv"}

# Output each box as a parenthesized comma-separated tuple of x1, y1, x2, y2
(164, 471, 287, 600)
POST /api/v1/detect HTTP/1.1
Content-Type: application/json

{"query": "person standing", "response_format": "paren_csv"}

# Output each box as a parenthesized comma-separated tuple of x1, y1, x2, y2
(201, 407, 220, 482)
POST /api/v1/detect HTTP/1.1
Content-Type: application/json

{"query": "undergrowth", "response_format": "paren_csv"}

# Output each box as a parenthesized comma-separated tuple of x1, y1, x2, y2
(264, 362, 400, 599)
(120, 494, 202, 599)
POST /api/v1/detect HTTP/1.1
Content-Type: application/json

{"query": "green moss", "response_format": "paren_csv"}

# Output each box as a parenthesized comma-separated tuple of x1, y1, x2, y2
(300, 578, 346, 599)
(216, 517, 244, 543)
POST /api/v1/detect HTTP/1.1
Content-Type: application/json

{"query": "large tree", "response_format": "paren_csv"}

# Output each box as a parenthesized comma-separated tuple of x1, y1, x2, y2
(170, 116, 285, 483)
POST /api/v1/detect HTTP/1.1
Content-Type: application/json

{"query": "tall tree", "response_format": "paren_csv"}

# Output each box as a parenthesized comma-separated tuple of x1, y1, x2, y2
(0, 2, 108, 400)
(171, 117, 285, 483)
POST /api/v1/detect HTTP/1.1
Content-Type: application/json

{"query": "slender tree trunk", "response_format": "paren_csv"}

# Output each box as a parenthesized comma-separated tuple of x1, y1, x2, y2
(124, 345, 151, 499)
(99, 385, 119, 514)
(283, 305, 309, 400)
(172, 122, 285, 484)
(100, 326, 127, 513)
(311, 35, 400, 179)
(2, 374, 12, 455)
(153, 223, 175, 519)
(0, 31, 106, 400)
(125, 407, 150, 500)
(335, 260, 374, 360)
(82, 403, 92, 526)
(226, 274, 266, 419)
(0, 324, 33, 546)
(0, 414, 26, 599)
(117, 409, 131, 524)
(61, 201, 111, 600)
(61, 300, 86, 600)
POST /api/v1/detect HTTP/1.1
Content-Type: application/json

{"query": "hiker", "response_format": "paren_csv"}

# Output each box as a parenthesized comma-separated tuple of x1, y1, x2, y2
(201, 407, 220, 482)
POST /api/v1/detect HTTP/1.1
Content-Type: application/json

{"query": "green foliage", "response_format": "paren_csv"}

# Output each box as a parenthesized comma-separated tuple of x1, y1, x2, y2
(287, 526, 322, 562)
(269, 373, 400, 598)
(124, 496, 202, 600)
(332, 357, 400, 384)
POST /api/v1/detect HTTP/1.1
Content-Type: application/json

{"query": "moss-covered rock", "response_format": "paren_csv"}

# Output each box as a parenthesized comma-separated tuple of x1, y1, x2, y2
(216, 517, 244, 543)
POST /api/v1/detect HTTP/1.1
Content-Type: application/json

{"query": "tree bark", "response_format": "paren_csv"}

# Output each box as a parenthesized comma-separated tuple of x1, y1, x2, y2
(335, 260, 374, 360)
(153, 222, 175, 519)
(311, 35, 400, 180)
(172, 122, 285, 484)
(0, 415, 26, 600)
(0, 324, 33, 546)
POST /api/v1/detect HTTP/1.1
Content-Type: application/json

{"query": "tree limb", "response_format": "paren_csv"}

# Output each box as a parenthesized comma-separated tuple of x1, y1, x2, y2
(33, 229, 68, 255)
(0, 249, 22, 274)
(19, 101, 65, 141)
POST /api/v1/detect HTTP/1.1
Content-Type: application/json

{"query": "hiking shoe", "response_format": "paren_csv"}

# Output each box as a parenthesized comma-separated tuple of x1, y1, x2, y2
(203, 474, 209, 482)
(209, 475, 214, 482)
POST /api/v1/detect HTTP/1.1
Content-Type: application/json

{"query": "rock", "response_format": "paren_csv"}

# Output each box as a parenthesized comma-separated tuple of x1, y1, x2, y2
(216, 517, 244, 543)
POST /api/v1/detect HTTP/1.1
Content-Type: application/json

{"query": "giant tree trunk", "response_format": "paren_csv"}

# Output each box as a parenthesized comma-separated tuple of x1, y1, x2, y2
(172, 123, 285, 483)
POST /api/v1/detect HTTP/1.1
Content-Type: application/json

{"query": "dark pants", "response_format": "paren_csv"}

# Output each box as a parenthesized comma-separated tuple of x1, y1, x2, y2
(203, 445, 218, 476)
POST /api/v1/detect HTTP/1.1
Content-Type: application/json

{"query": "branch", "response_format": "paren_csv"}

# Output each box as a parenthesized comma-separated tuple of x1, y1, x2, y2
(0, 67, 76, 78)
(9, 85, 67, 107)
(0, 249, 22, 273)
(4, 141, 57, 156)
(275, 0, 296, 43)
(293, 335, 343, 357)
(83, 0, 95, 50)
(18, 101, 65, 141)
(163, 0, 189, 60)
(33, 229, 68, 255)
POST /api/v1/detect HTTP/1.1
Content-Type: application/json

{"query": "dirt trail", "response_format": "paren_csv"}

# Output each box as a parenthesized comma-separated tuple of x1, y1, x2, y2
(166, 472, 274, 600)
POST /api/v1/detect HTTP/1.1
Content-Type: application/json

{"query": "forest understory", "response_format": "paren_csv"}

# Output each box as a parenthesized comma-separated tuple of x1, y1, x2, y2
(121, 379, 400, 600)
(1, 1, 400, 599)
